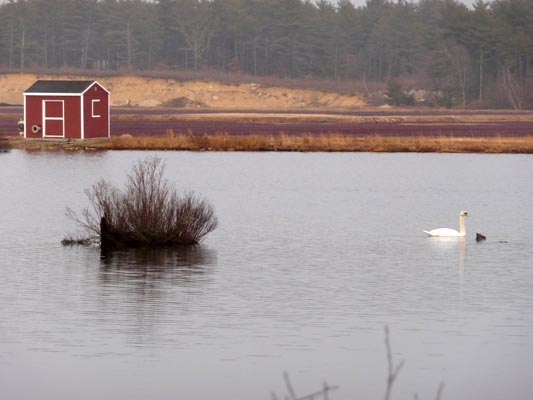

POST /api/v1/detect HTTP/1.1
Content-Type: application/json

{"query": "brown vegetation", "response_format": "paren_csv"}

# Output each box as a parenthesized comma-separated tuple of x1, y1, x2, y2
(7, 131, 533, 153)
(66, 156, 218, 248)
(0, 135, 11, 152)
(100, 132, 533, 153)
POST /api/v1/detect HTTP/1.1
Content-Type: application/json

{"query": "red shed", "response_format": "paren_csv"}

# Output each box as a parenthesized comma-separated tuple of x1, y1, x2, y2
(23, 80, 110, 139)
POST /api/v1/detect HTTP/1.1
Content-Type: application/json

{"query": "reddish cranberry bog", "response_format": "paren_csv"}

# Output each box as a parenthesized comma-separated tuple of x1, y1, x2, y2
(23, 80, 110, 139)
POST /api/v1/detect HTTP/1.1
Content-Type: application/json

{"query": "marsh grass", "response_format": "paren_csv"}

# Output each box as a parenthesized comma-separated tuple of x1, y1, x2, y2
(10, 130, 533, 153)
(102, 132, 533, 153)
(65, 156, 218, 248)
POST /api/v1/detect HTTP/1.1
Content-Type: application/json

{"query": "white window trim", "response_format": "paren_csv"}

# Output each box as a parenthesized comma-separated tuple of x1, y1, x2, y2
(92, 99, 101, 118)
(42, 100, 65, 138)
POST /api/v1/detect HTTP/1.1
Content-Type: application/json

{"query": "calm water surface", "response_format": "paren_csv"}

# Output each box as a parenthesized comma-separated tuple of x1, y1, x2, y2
(1, 150, 532, 400)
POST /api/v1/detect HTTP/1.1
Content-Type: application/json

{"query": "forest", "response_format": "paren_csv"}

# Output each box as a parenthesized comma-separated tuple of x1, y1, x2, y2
(0, 0, 532, 108)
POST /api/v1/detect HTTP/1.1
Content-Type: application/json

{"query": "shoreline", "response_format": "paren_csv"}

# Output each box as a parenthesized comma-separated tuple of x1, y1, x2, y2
(4, 134, 533, 153)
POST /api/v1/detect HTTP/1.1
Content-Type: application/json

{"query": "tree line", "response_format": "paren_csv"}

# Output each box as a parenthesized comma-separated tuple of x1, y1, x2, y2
(0, 0, 532, 108)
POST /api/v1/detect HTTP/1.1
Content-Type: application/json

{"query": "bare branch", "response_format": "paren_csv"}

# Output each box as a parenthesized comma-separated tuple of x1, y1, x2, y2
(435, 382, 445, 400)
(284, 371, 298, 400)
(273, 372, 337, 400)
(384, 325, 404, 400)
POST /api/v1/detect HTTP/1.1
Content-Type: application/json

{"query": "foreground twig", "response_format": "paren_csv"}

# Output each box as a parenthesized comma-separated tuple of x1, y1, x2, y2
(272, 327, 443, 400)
(272, 371, 338, 400)
(435, 382, 444, 400)
(384, 325, 404, 400)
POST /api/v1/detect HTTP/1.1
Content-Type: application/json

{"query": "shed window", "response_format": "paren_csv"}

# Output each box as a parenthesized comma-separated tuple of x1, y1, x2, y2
(92, 99, 101, 118)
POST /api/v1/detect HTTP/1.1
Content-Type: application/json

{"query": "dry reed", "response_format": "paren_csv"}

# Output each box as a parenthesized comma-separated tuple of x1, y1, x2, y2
(100, 131, 533, 153)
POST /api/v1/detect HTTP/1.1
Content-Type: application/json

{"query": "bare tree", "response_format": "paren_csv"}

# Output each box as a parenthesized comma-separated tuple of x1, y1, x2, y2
(499, 65, 523, 110)
(176, 0, 218, 70)
(440, 40, 473, 106)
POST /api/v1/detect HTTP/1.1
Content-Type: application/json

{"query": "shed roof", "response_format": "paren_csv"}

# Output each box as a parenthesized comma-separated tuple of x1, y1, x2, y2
(24, 80, 96, 94)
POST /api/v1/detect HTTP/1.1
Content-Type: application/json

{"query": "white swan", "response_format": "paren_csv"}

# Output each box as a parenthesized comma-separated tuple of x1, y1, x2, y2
(424, 211, 468, 237)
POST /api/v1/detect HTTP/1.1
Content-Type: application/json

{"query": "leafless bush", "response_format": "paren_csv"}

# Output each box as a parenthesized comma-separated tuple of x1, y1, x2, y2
(66, 156, 217, 247)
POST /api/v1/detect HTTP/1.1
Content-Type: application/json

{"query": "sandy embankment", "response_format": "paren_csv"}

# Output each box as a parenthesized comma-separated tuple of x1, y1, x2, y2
(0, 73, 366, 109)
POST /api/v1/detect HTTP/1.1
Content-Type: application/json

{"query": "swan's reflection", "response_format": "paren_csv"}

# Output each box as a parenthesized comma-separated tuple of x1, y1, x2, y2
(427, 237, 466, 279)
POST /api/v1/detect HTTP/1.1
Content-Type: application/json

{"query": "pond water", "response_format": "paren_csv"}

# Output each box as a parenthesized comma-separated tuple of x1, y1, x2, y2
(1, 150, 532, 400)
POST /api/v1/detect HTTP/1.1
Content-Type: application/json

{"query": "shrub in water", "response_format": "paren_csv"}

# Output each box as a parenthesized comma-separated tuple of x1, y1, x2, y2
(67, 156, 217, 247)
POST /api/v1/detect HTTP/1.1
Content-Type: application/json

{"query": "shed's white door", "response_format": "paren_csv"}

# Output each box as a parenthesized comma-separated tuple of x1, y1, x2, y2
(42, 100, 64, 138)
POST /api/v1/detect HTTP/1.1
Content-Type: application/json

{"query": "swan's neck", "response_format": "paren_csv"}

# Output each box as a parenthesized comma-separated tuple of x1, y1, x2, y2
(459, 215, 466, 235)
